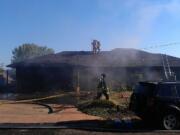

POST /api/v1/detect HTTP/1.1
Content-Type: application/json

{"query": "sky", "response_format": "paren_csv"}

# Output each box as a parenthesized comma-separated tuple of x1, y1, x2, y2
(1, 0, 180, 66)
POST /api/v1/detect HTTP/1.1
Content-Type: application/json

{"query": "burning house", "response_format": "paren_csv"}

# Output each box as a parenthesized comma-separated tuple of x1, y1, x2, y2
(8, 48, 180, 92)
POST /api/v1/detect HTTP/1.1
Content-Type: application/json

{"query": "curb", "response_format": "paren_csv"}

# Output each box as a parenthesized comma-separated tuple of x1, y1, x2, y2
(0, 126, 179, 133)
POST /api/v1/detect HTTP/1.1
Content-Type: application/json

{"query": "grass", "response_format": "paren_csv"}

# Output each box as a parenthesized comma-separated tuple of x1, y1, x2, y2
(109, 91, 132, 108)
(77, 99, 117, 119)
(77, 91, 134, 119)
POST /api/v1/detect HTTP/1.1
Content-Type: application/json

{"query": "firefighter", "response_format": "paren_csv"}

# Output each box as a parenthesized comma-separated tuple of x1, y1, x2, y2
(92, 40, 101, 54)
(92, 40, 97, 54)
(97, 41, 101, 53)
(96, 73, 109, 100)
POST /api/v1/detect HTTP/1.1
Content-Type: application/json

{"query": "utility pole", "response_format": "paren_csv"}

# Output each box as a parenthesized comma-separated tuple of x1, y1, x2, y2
(6, 70, 9, 86)
(76, 55, 80, 96)
(76, 71, 80, 96)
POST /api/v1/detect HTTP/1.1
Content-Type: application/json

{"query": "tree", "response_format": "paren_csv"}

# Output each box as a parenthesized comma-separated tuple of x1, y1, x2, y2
(0, 63, 4, 74)
(11, 43, 55, 63)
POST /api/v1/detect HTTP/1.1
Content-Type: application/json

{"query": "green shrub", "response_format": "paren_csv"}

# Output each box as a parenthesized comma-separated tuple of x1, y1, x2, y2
(0, 68, 3, 74)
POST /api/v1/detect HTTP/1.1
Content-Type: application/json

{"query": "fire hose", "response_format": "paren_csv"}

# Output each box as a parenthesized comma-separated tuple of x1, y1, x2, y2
(0, 92, 73, 105)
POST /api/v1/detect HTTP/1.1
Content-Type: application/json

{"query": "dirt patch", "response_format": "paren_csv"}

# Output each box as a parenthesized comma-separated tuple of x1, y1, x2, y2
(0, 103, 101, 123)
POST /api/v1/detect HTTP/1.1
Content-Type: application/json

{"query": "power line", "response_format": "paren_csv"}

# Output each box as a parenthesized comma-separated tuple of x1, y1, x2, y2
(141, 42, 178, 81)
(142, 42, 180, 50)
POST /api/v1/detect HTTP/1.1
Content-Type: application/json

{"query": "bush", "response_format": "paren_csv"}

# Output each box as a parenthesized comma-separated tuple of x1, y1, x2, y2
(82, 108, 112, 118)
(78, 100, 116, 109)
(77, 100, 117, 118)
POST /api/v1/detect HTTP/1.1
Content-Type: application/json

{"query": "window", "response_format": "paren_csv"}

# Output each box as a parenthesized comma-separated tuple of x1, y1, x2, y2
(175, 85, 180, 97)
(134, 84, 155, 95)
(157, 84, 176, 97)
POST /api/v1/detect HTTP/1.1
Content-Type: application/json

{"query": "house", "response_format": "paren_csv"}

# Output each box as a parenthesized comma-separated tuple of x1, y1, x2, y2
(8, 48, 180, 92)
(0, 71, 6, 88)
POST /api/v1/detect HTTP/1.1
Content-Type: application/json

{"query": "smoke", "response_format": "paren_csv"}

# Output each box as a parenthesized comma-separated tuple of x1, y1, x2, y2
(97, 0, 180, 48)
(86, 0, 180, 89)
(83, 49, 178, 90)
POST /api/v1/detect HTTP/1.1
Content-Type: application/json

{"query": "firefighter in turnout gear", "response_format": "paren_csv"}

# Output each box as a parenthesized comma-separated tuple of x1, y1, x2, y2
(92, 40, 101, 54)
(96, 73, 109, 100)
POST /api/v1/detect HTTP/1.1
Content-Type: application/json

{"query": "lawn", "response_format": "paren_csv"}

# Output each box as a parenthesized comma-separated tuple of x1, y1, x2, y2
(77, 91, 137, 120)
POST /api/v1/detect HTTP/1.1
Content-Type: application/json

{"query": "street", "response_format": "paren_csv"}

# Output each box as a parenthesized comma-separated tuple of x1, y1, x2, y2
(0, 129, 179, 135)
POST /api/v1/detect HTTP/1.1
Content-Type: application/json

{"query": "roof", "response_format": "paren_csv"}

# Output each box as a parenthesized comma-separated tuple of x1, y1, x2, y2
(7, 48, 180, 68)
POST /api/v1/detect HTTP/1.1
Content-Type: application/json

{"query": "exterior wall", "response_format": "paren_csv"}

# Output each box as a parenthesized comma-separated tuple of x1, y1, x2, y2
(74, 66, 166, 91)
(15, 66, 180, 92)
(16, 66, 73, 92)
(0, 74, 6, 87)
(0, 71, 7, 89)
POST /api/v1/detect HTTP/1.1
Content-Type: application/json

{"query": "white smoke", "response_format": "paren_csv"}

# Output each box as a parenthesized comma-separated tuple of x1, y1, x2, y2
(97, 0, 180, 48)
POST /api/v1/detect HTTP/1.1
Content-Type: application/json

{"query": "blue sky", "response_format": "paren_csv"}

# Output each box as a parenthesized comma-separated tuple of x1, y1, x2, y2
(1, 0, 180, 66)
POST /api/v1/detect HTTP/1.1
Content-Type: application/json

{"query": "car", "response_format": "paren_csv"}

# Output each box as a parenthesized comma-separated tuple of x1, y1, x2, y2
(129, 81, 180, 130)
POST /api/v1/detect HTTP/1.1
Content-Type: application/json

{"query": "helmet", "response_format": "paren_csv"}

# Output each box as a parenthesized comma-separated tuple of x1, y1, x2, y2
(101, 73, 106, 78)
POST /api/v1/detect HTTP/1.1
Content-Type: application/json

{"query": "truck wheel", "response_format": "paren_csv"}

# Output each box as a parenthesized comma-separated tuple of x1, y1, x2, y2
(162, 113, 178, 130)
